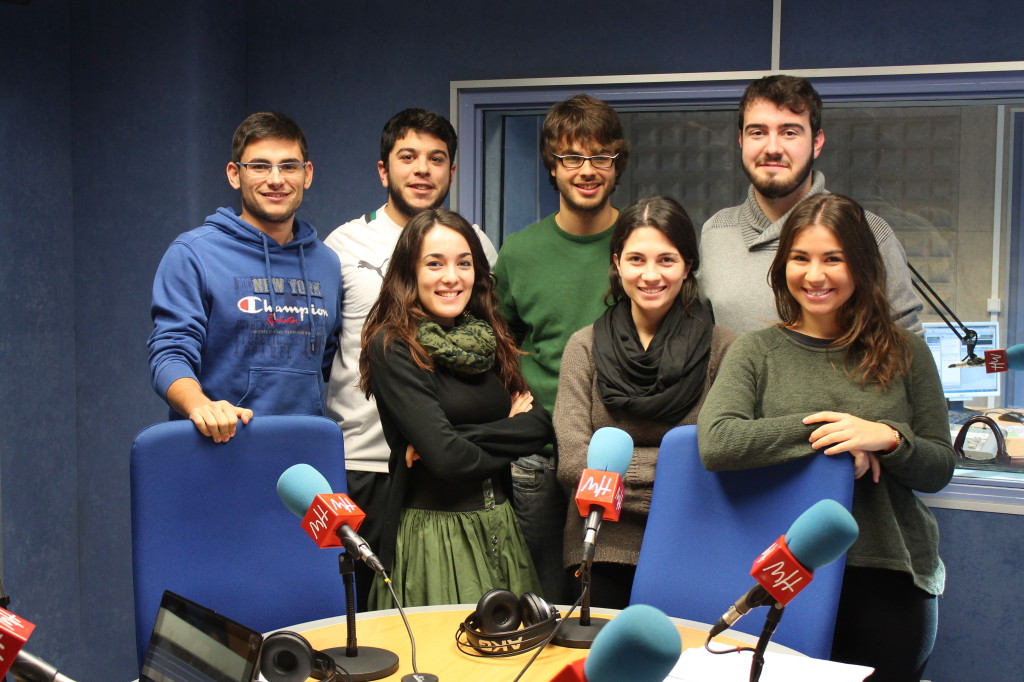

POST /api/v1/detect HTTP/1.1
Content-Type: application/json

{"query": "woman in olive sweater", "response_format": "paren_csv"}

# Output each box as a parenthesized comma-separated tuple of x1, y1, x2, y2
(697, 194, 954, 682)
(554, 196, 734, 608)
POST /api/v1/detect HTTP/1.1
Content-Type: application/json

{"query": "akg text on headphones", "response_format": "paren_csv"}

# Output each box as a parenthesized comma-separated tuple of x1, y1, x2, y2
(455, 589, 561, 657)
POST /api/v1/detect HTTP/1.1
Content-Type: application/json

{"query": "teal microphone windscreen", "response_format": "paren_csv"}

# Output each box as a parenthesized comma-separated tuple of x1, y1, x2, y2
(586, 427, 634, 477)
(584, 604, 681, 682)
(785, 499, 859, 570)
(277, 463, 333, 518)
(1006, 344, 1024, 369)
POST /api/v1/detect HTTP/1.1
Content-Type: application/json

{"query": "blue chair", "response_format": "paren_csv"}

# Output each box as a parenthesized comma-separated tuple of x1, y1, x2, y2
(130, 415, 348, 664)
(631, 425, 855, 659)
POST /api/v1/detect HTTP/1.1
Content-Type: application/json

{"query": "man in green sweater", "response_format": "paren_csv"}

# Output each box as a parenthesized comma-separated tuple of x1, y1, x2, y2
(493, 94, 629, 603)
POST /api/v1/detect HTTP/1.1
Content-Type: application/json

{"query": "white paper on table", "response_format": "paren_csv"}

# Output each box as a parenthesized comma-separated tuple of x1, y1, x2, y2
(666, 646, 873, 682)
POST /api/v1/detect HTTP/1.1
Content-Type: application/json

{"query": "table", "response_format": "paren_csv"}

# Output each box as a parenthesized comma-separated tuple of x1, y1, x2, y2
(285, 604, 798, 681)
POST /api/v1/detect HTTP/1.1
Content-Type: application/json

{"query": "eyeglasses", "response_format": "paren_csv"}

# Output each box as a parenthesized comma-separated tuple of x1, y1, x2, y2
(235, 161, 308, 177)
(552, 153, 619, 169)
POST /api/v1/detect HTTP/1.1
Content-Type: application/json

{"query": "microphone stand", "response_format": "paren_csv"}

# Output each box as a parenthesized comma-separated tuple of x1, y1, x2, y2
(321, 553, 399, 681)
(552, 562, 609, 648)
(748, 604, 784, 682)
(908, 261, 982, 367)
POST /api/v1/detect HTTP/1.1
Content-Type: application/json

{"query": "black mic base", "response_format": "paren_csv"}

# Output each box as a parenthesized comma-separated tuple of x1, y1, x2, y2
(551, 615, 611, 648)
(323, 646, 400, 681)
(401, 674, 439, 682)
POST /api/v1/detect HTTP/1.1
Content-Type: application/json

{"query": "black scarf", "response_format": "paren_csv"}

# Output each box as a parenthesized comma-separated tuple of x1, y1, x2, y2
(592, 298, 712, 423)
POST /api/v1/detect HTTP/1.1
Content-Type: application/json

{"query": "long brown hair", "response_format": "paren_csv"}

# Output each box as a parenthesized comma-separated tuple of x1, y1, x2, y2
(768, 194, 911, 389)
(359, 208, 527, 396)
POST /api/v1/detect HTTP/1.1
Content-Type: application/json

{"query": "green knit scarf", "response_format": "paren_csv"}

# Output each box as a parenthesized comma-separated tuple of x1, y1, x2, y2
(416, 313, 496, 375)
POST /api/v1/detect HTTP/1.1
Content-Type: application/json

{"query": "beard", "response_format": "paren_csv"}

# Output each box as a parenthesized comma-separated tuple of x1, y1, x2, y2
(555, 175, 616, 215)
(387, 175, 451, 221)
(743, 153, 815, 200)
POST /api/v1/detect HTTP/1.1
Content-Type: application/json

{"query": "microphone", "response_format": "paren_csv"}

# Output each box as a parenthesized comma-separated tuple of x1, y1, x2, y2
(984, 345, 1024, 373)
(277, 463, 385, 574)
(707, 499, 858, 640)
(278, 466, 402, 681)
(574, 427, 634, 566)
(10, 650, 77, 682)
(0, 606, 34, 679)
(549, 604, 681, 682)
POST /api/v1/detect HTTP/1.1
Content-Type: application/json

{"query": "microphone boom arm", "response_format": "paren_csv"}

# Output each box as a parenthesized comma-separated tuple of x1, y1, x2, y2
(908, 261, 982, 366)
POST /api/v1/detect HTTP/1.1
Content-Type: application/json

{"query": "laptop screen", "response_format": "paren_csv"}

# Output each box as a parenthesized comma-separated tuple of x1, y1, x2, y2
(140, 591, 262, 682)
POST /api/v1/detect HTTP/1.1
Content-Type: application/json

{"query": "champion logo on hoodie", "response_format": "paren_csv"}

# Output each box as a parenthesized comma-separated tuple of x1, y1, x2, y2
(236, 295, 329, 321)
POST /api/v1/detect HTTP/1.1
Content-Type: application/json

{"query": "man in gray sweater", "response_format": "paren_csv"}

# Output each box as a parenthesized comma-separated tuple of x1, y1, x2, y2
(700, 75, 922, 336)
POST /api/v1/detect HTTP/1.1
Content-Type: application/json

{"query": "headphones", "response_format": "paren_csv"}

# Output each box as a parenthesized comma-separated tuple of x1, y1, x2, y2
(953, 414, 1008, 464)
(455, 589, 561, 657)
(260, 631, 340, 682)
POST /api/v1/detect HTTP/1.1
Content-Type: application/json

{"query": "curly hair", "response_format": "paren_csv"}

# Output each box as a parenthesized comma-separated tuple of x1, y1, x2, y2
(540, 94, 629, 189)
(378, 108, 457, 167)
(738, 75, 823, 135)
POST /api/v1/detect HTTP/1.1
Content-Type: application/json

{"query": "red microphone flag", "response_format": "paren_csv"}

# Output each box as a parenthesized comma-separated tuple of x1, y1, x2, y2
(0, 607, 35, 678)
(549, 657, 587, 682)
(300, 493, 367, 549)
(573, 469, 625, 522)
(985, 349, 1009, 373)
(749, 536, 814, 606)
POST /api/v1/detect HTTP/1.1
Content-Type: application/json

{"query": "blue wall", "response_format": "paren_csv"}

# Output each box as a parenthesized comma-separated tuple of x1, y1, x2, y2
(2, 1, 1023, 679)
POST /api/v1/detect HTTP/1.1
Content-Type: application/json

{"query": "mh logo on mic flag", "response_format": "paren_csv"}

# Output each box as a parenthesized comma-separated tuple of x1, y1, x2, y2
(0, 607, 34, 678)
(300, 493, 366, 548)
(750, 536, 813, 606)
(574, 469, 625, 522)
(985, 348, 1008, 373)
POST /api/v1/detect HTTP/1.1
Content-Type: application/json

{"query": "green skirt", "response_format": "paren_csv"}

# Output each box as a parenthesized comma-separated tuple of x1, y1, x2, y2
(369, 500, 541, 610)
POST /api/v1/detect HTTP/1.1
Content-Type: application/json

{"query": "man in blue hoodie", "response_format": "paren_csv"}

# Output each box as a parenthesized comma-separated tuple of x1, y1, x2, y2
(148, 112, 342, 442)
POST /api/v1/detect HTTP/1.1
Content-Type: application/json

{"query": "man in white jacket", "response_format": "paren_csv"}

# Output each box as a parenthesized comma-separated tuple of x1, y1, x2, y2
(323, 108, 496, 610)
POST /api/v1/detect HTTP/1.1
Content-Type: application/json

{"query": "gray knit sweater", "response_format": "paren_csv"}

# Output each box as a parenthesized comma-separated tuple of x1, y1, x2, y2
(700, 172, 923, 337)
(554, 324, 735, 569)
(697, 326, 955, 595)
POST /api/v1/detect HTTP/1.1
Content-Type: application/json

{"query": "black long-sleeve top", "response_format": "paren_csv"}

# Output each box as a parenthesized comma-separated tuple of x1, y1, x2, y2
(366, 333, 554, 570)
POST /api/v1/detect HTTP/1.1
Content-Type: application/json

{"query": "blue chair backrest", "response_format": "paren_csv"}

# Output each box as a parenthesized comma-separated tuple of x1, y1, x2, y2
(631, 425, 855, 658)
(130, 415, 347, 665)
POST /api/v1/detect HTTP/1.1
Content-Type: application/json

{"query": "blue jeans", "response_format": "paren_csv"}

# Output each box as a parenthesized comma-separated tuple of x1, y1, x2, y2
(511, 451, 570, 604)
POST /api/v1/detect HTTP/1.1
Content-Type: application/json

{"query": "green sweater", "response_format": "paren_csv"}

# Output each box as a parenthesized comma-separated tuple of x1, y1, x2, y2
(697, 326, 955, 595)
(493, 213, 614, 413)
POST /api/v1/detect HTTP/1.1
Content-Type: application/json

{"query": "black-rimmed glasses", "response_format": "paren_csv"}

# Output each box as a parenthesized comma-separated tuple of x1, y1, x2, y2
(235, 161, 308, 177)
(552, 153, 619, 169)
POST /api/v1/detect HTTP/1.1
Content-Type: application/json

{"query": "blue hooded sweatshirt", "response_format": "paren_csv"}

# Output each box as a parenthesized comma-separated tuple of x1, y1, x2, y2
(148, 207, 342, 418)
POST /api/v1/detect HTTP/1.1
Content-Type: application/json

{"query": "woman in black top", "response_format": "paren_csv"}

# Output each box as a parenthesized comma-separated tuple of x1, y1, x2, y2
(359, 208, 551, 609)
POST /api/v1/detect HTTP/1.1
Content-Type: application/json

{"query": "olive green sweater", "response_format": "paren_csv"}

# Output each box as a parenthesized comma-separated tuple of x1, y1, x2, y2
(697, 327, 955, 595)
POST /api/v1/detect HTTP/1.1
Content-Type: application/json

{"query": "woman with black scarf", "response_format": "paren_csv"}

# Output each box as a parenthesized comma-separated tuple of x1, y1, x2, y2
(554, 196, 735, 608)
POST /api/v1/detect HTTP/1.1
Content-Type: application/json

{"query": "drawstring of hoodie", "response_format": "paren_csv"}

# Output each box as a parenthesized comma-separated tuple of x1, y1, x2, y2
(260, 233, 280, 326)
(260, 232, 319, 354)
(298, 242, 316, 353)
